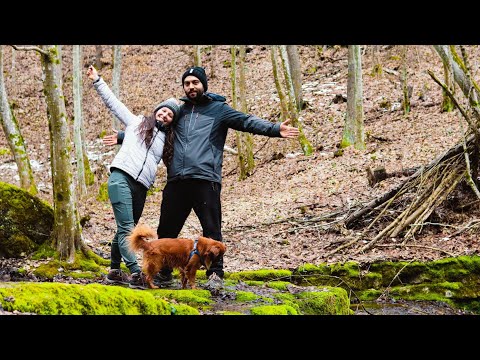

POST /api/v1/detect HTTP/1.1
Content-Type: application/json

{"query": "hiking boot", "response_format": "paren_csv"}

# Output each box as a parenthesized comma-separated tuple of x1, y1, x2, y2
(106, 269, 130, 285)
(129, 272, 148, 290)
(204, 272, 224, 291)
(153, 272, 173, 287)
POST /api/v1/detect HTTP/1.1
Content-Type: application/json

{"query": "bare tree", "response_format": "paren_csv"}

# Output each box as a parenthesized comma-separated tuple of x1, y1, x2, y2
(278, 45, 313, 155)
(0, 46, 37, 195)
(286, 45, 303, 111)
(95, 45, 104, 70)
(193, 45, 202, 66)
(112, 45, 122, 132)
(230, 45, 255, 180)
(72, 45, 93, 199)
(441, 46, 455, 112)
(341, 45, 365, 150)
(270, 46, 289, 122)
(400, 45, 411, 115)
(12, 45, 87, 261)
(210, 45, 216, 79)
(10, 46, 16, 81)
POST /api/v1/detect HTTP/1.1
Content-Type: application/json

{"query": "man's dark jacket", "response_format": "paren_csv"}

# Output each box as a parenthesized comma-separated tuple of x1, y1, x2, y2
(169, 93, 281, 184)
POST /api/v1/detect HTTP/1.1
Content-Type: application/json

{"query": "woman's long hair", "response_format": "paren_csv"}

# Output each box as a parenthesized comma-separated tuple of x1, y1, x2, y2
(138, 108, 177, 168)
(137, 113, 157, 148)
(162, 128, 175, 169)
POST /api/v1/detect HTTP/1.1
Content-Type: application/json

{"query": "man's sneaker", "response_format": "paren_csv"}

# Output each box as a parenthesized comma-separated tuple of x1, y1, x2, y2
(204, 273, 224, 291)
(106, 269, 130, 285)
(129, 272, 148, 290)
(153, 272, 173, 287)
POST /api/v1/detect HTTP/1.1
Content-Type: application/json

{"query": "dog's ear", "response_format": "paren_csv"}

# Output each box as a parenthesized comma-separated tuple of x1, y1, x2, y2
(210, 245, 223, 257)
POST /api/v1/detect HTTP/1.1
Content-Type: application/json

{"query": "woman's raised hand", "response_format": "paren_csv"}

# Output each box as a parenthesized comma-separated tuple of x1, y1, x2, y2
(87, 65, 99, 81)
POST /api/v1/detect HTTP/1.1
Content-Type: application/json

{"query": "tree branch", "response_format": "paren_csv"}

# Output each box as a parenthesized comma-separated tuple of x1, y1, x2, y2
(10, 45, 49, 56)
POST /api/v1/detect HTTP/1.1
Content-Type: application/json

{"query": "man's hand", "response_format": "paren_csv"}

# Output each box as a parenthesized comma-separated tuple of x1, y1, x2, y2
(103, 129, 119, 146)
(279, 119, 300, 139)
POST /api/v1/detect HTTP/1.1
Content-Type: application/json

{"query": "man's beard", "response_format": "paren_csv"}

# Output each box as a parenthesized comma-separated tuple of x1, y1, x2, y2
(187, 89, 204, 102)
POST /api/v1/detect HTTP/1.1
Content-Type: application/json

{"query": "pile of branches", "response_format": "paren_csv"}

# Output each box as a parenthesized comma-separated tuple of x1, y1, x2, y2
(326, 45, 480, 256)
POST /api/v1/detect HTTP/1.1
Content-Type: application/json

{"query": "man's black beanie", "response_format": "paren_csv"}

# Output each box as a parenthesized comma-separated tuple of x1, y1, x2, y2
(181, 66, 208, 92)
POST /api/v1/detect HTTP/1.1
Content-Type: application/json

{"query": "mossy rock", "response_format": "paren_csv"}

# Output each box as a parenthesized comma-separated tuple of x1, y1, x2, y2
(0, 282, 195, 315)
(0, 181, 53, 258)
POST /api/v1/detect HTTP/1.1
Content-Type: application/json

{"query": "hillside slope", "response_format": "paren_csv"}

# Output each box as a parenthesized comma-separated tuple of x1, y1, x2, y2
(1, 45, 478, 273)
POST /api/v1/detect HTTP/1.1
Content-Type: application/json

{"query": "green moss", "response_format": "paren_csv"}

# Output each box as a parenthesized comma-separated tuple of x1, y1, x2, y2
(370, 64, 383, 76)
(32, 244, 55, 260)
(147, 186, 163, 196)
(266, 281, 291, 291)
(0, 282, 176, 315)
(235, 290, 260, 302)
(250, 305, 298, 315)
(84, 157, 95, 186)
(99, 130, 107, 138)
(243, 280, 264, 287)
(170, 303, 200, 315)
(33, 249, 109, 279)
(228, 269, 291, 282)
(96, 182, 109, 202)
(295, 287, 352, 315)
(151, 289, 212, 307)
(0, 182, 53, 257)
(0, 147, 11, 156)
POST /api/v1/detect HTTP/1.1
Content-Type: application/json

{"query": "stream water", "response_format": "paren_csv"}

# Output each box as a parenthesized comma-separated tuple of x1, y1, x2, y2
(352, 299, 475, 315)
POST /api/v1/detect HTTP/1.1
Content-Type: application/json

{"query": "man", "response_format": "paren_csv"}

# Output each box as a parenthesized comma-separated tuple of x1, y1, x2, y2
(156, 66, 300, 286)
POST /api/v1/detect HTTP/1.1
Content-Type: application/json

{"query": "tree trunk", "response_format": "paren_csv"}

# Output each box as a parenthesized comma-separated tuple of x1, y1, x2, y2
(193, 45, 202, 66)
(238, 45, 255, 177)
(433, 45, 480, 114)
(341, 45, 365, 150)
(370, 45, 382, 76)
(95, 45, 103, 70)
(112, 45, 122, 131)
(230, 46, 247, 180)
(441, 47, 455, 112)
(10, 46, 15, 81)
(400, 45, 411, 115)
(210, 45, 216, 79)
(40, 45, 86, 262)
(270, 46, 289, 122)
(286, 45, 303, 111)
(279, 45, 313, 156)
(0, 46, 37, 195)
(73, 45, 93, 199)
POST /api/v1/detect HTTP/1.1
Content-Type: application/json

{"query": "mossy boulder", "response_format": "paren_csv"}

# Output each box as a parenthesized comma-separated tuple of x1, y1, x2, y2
(0, 282, 180, 315)
(0, 181, 53, 258)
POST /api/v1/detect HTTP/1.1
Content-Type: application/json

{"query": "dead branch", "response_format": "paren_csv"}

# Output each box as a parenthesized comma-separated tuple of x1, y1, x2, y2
(450, 219, 480, 237)
(366, 166, 419, 186)
(10, 45, 49, 56)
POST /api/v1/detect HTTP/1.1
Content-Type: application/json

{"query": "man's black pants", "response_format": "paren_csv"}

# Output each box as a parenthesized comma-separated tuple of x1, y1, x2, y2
(157, 179, 224, 278)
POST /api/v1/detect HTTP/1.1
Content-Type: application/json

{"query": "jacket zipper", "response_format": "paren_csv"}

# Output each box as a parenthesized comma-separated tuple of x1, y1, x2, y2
(182, 105, 195, 176)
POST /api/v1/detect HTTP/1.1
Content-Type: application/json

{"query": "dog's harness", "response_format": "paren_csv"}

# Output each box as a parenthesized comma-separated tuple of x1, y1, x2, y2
(189, 239, 206, 267)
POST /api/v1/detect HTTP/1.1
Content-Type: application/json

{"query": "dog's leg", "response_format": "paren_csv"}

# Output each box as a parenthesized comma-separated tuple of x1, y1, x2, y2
(185, 266, 197, 289)
(145, 273, 158, 289)
(179, 269, 187, 289)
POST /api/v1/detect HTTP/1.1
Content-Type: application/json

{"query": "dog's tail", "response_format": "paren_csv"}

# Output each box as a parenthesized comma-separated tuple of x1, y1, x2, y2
(128, 223, 157, 253)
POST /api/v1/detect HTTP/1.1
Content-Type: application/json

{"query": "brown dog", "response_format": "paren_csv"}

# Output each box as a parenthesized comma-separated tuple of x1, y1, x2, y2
(128, 223, 226, 289)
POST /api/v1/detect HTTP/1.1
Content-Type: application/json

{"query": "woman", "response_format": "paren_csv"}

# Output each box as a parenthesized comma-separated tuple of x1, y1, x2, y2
(87, 65, 180, 289)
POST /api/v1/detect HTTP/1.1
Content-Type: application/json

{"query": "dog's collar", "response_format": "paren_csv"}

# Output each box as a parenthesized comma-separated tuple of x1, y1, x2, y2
(189, 239, 206, 267)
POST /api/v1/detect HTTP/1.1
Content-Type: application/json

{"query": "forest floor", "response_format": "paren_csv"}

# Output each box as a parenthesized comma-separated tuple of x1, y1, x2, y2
(1, 44, 479, 284)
